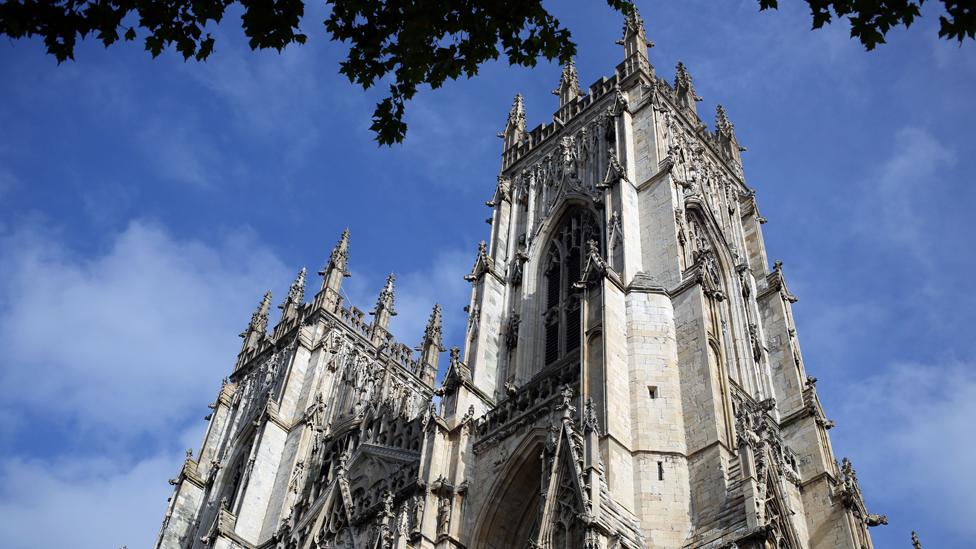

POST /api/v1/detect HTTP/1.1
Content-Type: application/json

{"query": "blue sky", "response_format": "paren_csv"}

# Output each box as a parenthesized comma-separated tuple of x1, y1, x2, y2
(0, 1, 973, 547)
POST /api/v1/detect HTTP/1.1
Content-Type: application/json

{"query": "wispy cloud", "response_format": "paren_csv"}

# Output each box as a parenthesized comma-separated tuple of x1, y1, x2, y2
(860, 127, 956, 260)
(833, 361, 976, 540)
(137, 116, 229, 189)
(0, 424, 203, 549)
(0, 220, 289, 438)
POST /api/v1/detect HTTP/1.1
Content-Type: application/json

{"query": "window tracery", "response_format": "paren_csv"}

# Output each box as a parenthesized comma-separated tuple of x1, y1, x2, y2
(541, 208, 600, 366)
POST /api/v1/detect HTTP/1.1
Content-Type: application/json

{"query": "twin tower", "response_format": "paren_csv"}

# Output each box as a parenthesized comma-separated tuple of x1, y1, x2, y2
(155, 9, 882, 549)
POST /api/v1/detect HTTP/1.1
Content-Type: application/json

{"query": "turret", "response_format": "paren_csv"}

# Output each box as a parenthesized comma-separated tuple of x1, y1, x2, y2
(616, 6, 654, 78)
(674, 62, 701, 115)
(239, 291, 271, 354)
(370, 273, 396, 343)
(315, 229, 350, 312)
(417, 304, 445, 386)
(553, 59, 582, 108)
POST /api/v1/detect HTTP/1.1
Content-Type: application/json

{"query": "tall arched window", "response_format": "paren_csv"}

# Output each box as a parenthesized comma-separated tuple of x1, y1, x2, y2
(542, 208, 599, 366)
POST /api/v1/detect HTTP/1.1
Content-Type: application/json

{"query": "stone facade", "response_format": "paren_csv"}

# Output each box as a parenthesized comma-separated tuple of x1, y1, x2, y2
(155, 10, 882, 549)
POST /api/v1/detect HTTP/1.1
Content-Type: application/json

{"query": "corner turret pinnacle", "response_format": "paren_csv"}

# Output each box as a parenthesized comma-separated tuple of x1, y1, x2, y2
(617, 5, 654, 78)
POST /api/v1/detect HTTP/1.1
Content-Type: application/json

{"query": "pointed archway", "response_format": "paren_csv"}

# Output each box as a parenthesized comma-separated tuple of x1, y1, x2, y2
(472, 438, 543, 549)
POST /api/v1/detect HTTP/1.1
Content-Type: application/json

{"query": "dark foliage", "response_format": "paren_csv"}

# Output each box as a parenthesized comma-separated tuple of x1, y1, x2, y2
(759, 0, 975, 50)
(1, 1, 971, 144)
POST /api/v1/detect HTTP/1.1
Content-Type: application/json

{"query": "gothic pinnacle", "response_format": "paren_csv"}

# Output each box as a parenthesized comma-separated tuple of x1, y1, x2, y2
(617, 5, 653, 49)
(319, 228, 350, 280)
(498, 93, 526, 140)
(241, 290, 272, 338)
(674, 62, 702, 111)
(279, 268, 306, 311)
(553, 59, 582, 106)
(422, 303, 445, 351)
(715, 105, 734, 135)
(372, 273, 397, 317)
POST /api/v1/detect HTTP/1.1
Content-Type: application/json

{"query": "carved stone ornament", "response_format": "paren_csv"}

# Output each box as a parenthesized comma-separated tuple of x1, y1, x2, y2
(607, 85, 629, 117)
(505, 310, 521, 350)
(574, 239, 612, 289)
(464, 241, 494, 282)
(599, 148, 628, 190)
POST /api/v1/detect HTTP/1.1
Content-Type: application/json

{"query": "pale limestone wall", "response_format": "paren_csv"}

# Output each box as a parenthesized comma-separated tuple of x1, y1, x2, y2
(625, 290, 692, 543)
(637, 177, 682, 288)
(258, 425, 301, 539)
(157, 479, 204, 548)
(759, 288, 805, 415)
(234, 422, 286, 542)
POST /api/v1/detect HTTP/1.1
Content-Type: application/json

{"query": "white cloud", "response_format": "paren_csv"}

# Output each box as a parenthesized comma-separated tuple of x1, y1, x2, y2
(0, 220, 289, 439)
(0, 424, 204, 549)
(832, 362, 976, 539)
(865, 127, 956, 259)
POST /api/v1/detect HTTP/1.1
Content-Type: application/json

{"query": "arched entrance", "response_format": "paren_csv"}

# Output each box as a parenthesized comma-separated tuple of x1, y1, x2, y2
(472, 439, 543, 549)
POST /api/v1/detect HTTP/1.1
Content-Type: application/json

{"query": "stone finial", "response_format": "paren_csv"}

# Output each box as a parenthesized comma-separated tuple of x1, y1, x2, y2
(553, 59, 582, 107)
(615, 6, 654, 78)
(714, 104, 747, 163)
(240, 290, 272, 340)
(422, 304, 445, 351)
(715, 105, 734, 135)
(371, 273, 397, 318)
(674, 62, 702, 113)
(316, 230, 350, 311)
(319, 229, 350, 283)
(498, 93, 526, 142)
(418, 303, 444, 387)
(617, 5, 653, 51)
(279, 268, 306, 312)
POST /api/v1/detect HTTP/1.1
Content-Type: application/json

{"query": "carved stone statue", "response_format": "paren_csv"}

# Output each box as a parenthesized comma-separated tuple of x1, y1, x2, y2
(436, 496, 451, 536)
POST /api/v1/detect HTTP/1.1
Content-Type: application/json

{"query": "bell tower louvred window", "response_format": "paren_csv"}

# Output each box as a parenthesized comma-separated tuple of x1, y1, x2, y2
(541, 208, 599, 366)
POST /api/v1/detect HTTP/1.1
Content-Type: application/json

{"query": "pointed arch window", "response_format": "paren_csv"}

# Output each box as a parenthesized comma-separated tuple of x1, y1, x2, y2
(542, 208, 599, 366)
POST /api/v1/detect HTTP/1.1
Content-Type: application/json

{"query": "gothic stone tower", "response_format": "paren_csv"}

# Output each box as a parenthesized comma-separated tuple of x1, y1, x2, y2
(155, 9, 884, 549)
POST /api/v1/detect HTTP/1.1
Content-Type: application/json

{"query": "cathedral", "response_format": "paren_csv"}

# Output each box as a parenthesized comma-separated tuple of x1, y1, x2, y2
(155, 10, 884, 549)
